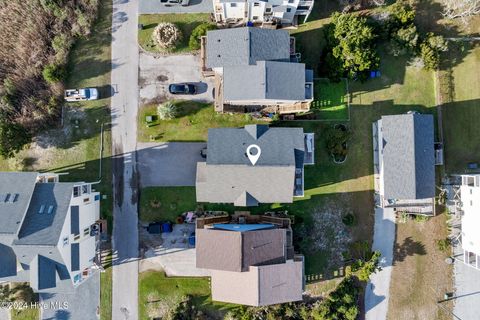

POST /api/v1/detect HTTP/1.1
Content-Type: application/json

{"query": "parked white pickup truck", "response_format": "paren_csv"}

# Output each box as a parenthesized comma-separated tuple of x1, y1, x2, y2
(64, 88, 99, 102)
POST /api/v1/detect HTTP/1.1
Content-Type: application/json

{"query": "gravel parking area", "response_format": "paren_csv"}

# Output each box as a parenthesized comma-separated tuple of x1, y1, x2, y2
(137, 142, 206, 187)
(139, 52, 215, 104)
(139, 0, 213, 14)
(41, 272, 100, 320)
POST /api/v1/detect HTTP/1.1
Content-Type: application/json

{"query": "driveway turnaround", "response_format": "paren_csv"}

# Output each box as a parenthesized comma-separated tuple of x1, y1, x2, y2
(139, 53, 215, 104)
(139, 0, 213, 14)
(137, 142, 206, 187)
(40, 273, 100, 320)
(365, 208, 396, 320)
(453, 242, 480, 319)
(111, 0, 140, 319)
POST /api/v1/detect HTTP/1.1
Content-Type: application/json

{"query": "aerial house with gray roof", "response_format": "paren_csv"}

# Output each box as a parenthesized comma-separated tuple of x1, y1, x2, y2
(0, 172, 102, 293)
(372, 113, 436, 215)
(196, 124, 314, 206)
(200, 27, 314, 114)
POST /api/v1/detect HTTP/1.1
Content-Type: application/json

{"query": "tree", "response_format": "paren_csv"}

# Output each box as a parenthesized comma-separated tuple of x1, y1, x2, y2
(157, 101, 178, 120)
(188, 23, 216, 51)
(152, 22, 182, 50)
(420, 33, 448, 70)
(443, 0, 480, 24)
(42, 63, 66, 84)
(329, 13, 379, 79)
(0, 118, 30, 158)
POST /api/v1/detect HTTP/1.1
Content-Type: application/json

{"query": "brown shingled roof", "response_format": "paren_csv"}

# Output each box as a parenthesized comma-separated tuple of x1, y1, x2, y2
(196, 228, 286, 272)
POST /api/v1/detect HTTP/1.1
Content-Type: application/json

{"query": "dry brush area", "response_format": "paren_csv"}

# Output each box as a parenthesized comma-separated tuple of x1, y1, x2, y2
(0, 0, 99, 156)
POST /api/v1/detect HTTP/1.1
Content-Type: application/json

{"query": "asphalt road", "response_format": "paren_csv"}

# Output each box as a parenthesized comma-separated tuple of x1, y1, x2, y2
(139, 0, 213, 14)
(365, 208, 396, 320)
(111, 0, 140, 319)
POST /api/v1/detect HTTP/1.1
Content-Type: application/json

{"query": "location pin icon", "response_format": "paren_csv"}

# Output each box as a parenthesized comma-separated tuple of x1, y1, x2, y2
(246, 144, 261, 166)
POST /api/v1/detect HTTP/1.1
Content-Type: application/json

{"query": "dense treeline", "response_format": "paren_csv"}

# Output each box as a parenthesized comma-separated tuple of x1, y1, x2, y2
(0, 0, 99, 157)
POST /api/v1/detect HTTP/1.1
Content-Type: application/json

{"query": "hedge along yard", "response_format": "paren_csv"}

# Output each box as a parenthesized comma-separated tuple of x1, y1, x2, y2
(138, 13, 211, 54)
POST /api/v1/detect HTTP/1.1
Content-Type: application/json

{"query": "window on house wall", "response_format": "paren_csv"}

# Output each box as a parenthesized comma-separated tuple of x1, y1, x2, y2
(84, 227, 90, 236)
(253, 2, 260, 6)
(265, 7, 272, 12)
(253, 16, 259, 20)
(73, 186, 81, 197)
(286, 7, 292, 12)
(230, 2, 237, 6)
(74, 234, 80, 241)
(82, 184, 90, 194)
(288, 0, 294, 3)
(83, 197, 90, 204)
(63, 237, 69, 246)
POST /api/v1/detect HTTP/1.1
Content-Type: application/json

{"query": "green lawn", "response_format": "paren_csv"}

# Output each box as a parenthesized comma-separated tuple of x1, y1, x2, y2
(100, 250, 113, 320)
(311, 79, 349, 120)
(442, 44, 480, 173)
(140, 187, 197, 222)
(138, 13, 211, 54)
(138, 101, 263, 142)
(139, 271, 239, 320)
(11, 308, 39, 320)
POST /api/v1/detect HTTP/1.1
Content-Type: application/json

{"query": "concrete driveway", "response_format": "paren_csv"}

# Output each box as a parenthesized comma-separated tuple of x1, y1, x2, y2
(365, 207, 396, 320)
(137, 142, 206, 187)
(140, 224, 210, 276)
(139, 0, 213, 13)
(40, 272, 100, 320)
(139, 53, 215, 104)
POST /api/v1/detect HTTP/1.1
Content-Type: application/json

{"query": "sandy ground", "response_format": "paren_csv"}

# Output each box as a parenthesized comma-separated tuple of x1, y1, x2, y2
(387, 214, 453, 320)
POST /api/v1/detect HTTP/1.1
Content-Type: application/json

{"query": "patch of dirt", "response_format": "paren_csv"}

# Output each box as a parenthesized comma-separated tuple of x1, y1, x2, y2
(388, 214, 454, 320)
(157, 75, 168, 82)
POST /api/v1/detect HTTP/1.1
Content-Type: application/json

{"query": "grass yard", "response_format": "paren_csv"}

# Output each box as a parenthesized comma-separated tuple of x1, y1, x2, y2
(140, 187, 196, 222)
(139, 271, 239, 320)
(11, 308, 39, 320)
(441, 43, 480, 173)
(100, 250, 113, 320)
(138, 101, 263, 142)
(311, 79, 349, 120)
(387, 214, 453, 320)
(138, 14, 211, 54)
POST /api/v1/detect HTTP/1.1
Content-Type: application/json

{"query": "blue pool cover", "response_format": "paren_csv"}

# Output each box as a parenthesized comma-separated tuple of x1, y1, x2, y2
(212, 223, 275, 232)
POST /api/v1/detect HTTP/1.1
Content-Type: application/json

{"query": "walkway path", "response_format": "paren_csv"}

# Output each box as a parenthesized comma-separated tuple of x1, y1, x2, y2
(365, 208, 396, 320)
(111, 0, 140, 319)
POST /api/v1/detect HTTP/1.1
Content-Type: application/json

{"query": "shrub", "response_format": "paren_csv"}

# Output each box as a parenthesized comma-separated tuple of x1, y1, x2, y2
(342, 213, 356, 226)
(325, 125, 351, 158)
(157, 102, 178, 120)
(42, 63, 66, 84)
(437, 238, 451, 252)
(419, 33, 448, 70)
(188, 23, 216, 50)
(152, 22, 183, 50)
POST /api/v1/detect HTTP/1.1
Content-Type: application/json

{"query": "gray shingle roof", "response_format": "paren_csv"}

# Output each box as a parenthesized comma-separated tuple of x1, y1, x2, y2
(380, 113, 435, 199)
(206, 27, 290, 68)
(0, 172, 38, 234)
(223, 61, 307, 102)
(196, 228, 286, 272)
(206, 125, 305, 166)
(14, 183, 74, 246)
(197, 125, 305, 205)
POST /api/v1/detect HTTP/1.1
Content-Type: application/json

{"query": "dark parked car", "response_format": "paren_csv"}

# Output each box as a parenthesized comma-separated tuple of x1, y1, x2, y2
(200, 147, 207, 159)
(168, 83, 196, 94)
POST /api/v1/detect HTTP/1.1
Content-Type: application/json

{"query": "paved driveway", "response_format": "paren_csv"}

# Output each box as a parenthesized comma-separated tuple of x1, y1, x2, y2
(139, 53, 215, 104)
(40, 273, 100, 320)
(139, 0, 213, 14)
(137, 142, 206, 187)
(365, 207, 396, 320)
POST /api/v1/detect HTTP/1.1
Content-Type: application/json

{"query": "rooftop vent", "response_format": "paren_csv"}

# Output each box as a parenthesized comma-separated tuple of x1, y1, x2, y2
(2, 193, 19, 204)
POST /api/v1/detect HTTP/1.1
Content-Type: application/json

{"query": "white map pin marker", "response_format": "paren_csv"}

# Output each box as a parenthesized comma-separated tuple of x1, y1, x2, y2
(246, 144, 261, 166)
